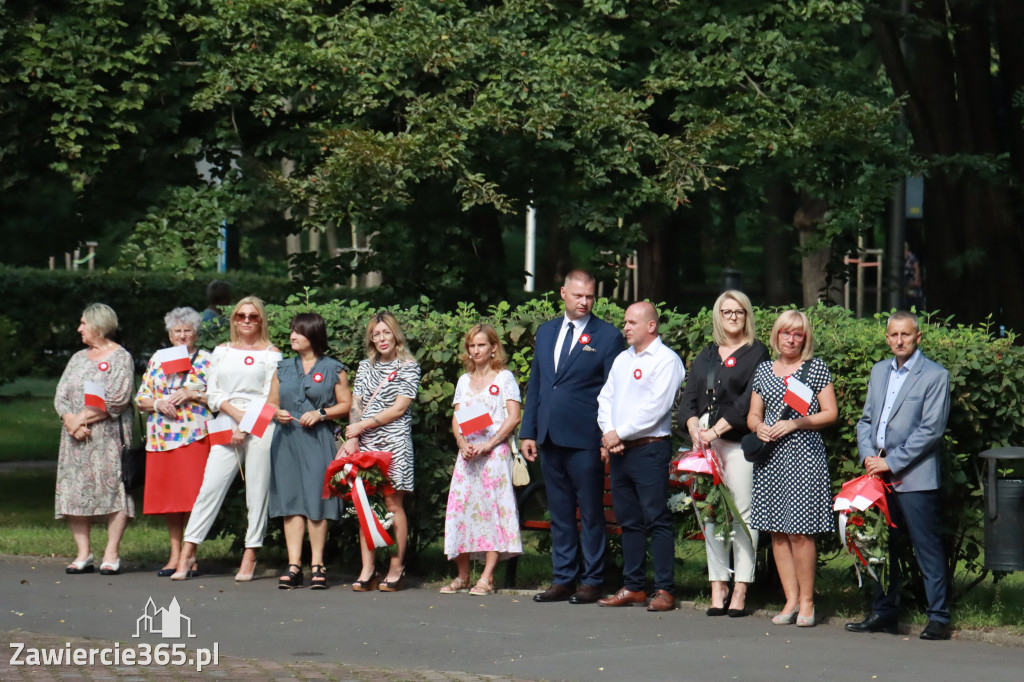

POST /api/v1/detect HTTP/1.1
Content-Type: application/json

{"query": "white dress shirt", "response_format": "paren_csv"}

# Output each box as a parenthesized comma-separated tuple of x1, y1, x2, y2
(597, 335, 685, 441)
(875, 349, 921, 451)
(553, 312, 591, 371)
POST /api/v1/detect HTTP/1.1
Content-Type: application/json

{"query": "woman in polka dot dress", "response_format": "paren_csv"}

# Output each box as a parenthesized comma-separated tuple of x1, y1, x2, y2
(747, 310, 837, 628)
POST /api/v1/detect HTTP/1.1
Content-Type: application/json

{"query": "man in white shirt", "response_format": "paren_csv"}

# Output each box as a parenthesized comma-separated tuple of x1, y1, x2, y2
(596, 302, 685, 611)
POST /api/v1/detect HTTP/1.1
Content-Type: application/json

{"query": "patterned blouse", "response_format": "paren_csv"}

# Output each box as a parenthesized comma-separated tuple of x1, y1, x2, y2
(135, 349, 213, 452)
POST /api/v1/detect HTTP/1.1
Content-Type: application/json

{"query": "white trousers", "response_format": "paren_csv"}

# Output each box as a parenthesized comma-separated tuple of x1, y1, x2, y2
(183, 424, 275, 549)
(704, 438, 759, 583)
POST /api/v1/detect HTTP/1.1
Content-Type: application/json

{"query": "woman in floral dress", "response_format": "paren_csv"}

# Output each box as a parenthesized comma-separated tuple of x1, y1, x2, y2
(440, 324, 522, 596)
(55, 303, 135, 576)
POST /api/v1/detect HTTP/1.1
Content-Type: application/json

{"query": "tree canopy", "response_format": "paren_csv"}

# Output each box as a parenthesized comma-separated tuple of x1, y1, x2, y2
(8, 0, 1018, 328)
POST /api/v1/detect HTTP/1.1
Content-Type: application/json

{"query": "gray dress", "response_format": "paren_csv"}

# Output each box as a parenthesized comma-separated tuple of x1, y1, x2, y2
(269, 356, 346, 520)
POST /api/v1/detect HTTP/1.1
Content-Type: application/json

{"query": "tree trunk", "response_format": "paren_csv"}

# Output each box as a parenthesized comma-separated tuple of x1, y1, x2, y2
(871, 1, 1024, 330)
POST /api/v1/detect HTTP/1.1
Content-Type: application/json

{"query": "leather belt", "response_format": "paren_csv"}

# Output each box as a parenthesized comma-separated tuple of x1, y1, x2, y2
(621, 435, 669, 450)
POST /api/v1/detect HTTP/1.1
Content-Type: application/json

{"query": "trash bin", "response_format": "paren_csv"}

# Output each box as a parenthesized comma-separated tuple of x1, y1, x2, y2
(722, 268, 742, 292)
(978, 447, 1024, 572)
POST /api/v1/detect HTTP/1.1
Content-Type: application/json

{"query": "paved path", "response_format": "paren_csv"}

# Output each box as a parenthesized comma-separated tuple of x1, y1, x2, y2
(1, 555, 1021, 681)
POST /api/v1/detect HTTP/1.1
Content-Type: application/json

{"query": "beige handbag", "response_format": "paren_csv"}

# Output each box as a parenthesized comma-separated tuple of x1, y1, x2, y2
(496, 377, 530, 487)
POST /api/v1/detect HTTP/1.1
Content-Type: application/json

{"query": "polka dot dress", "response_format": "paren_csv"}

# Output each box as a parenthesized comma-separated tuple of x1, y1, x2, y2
(749, 357, 835, 535)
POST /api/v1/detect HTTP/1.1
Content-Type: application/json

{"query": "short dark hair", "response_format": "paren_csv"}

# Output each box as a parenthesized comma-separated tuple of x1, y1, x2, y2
(206, 280, 233, 306)
(290, 313, 330, 357)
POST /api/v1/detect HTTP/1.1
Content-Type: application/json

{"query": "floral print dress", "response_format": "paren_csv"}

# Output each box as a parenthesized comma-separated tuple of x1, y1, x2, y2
(443, 369, 523, 560)
(54, 347, 135, 519)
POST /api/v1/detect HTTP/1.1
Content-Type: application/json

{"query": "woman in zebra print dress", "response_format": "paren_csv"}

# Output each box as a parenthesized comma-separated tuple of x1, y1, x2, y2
(343, 311, 421, 591)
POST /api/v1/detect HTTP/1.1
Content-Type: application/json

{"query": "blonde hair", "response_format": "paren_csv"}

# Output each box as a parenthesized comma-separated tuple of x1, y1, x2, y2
(82, 303, 118, 339)
(711, 290, 755, 346)
(459, 324, 508, 372)
(364, 311, 414, 364)
(228, 296, 270, 346)
(769, 310, 815, 361)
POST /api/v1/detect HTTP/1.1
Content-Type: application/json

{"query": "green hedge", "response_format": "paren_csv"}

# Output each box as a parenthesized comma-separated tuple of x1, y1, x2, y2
(0, 267, 295, 376)
(209, 292, 1021, 604)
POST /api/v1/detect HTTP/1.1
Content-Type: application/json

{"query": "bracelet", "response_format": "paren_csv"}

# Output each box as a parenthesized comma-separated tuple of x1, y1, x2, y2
(711, 426, 720, 438)
(371, 416, 381, 426)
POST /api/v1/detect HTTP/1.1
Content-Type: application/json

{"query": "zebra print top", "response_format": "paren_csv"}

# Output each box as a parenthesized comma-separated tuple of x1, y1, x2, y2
(352, 357, 421, 491)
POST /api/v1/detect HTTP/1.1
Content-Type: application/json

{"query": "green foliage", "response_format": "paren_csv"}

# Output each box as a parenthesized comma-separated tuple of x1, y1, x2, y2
(0, 266, 293, 375)
(2, 1, 906, 307)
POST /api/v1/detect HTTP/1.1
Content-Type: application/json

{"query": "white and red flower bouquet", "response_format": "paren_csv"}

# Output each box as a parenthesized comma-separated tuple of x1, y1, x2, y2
(323, 450, 395, 548)
(833, 474, 895, 590)
(670, 445, 751, 543)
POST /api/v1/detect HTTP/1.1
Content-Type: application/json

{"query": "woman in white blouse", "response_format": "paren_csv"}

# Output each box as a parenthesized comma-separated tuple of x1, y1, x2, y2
(172, 296, 281, 581)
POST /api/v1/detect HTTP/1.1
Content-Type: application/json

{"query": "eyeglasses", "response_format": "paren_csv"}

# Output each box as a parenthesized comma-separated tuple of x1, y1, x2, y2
(779, 330, 805, 341)
(234, 313, 261, 323)
(371, 329, 394, 341)
(720, 309, 746, 319)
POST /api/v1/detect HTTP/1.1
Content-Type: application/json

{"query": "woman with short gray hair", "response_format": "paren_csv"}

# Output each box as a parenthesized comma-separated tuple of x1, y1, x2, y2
(55, 303, 135, 575)
(135, 307, 213, 576)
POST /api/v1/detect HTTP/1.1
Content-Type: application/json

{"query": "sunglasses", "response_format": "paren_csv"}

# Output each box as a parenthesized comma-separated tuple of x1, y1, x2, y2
(234, 313, 261, 323)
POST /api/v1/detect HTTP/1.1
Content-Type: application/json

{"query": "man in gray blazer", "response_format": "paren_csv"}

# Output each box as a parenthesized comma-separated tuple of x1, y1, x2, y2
(846, 311, 952, 640)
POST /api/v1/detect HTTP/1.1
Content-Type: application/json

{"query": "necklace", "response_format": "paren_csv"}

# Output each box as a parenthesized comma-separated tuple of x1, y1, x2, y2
(469, 369, 496, 393)
(775, 359, 803, 376)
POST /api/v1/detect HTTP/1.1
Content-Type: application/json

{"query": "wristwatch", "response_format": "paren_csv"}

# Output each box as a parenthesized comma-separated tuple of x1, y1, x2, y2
(318, 408, 328, 421)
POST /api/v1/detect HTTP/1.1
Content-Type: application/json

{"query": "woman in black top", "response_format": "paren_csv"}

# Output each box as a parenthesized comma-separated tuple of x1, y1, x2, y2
(679, 290, 769, 617)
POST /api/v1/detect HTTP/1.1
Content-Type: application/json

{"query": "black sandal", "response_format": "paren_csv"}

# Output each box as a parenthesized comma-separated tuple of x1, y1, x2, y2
(310, 564, 328, 590)
(278, 564, 303, 590)
(352, 571, 378, 592)
(378, 567, 406, 592)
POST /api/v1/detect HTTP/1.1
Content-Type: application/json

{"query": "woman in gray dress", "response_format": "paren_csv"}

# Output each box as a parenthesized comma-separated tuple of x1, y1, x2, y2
(269, 313, 351, 590)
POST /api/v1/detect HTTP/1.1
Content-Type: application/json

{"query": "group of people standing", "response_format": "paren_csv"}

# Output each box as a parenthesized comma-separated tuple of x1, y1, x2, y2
(55, 300, 422, 593)
(53, 272, 952, 639)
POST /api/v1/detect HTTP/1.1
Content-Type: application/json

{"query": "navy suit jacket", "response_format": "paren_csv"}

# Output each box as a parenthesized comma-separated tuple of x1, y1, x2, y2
(520, 315, 623, 451)
(856, 351, 950, 492)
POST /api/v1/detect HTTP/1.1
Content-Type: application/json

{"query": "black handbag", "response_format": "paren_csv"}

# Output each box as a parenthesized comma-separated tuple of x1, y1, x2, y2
(118, 411, 146, 492)
(118, 363, 151, 493)
(742, 362, 812, 465)
(741, 430, 776, 465)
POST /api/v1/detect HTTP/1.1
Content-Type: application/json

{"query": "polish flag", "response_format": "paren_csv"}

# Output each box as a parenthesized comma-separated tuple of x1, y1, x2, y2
(239, 398, 276, 438)
(206, 415, 235, 446)
(455, 402, 493, 435)
(157, 345, 192, 375)
(83, 381, 106, 411)
(783, 376, 814, 416)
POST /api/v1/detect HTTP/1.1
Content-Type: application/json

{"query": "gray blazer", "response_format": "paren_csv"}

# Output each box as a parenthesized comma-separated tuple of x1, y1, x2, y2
(856, 351, 950, 492)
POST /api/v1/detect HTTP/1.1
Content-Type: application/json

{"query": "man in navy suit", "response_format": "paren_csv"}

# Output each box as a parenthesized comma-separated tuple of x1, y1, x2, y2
(846, 311, 952, 640)
(521, 270, 624, 604)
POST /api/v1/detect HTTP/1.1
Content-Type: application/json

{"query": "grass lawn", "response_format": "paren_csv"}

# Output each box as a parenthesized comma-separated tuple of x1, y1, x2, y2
(0, 377, 62, 462)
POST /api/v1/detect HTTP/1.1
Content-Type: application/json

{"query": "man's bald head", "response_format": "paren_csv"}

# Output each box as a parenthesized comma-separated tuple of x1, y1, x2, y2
(623, 301, 659, 351)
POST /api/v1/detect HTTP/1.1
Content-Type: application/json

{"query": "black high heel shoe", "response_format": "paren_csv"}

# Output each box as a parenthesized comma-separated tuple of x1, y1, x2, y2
(352, 571, 378, 592)
(278, 564, 303, 590)
(378, 568, 406, 592)
(310, 564, 328, 590)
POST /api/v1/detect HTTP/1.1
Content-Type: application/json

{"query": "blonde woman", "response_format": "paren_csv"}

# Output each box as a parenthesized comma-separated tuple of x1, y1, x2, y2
(679, 290, 769, 616)
(747, 310, 837, 627)
(440, 324, 523, 596)
(343, 311, 421, 591)
(173, 296, 281, 581)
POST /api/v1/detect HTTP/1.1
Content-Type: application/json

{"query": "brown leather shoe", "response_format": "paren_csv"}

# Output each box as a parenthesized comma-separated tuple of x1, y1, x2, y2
(569, 584, 604, 604)
(533, 583, 575, 603)
(598, 587, 648, 607)
(647, 589, 676, 612)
